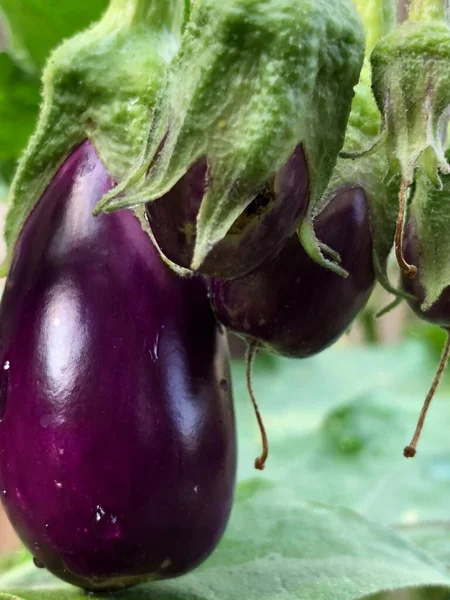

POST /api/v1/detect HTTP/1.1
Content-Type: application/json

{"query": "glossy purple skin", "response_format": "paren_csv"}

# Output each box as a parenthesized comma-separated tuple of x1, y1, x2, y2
(146, 145, 309, 279)
(402, 219, 450, 328)
(0, 141, 236, 591)
(210, 186, 375, 358)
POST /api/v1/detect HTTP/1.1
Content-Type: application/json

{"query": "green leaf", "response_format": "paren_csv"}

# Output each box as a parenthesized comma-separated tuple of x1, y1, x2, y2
(235, 342, 450, 526)
(0, 1, 109, 185)
(0, 54, 40, 168)
(396, 521, 450, 569)
(0, 0, 108, 72)
(0, 550, 30, 576)
(0, 175, 8, 201)
(2, 495, 450, 600)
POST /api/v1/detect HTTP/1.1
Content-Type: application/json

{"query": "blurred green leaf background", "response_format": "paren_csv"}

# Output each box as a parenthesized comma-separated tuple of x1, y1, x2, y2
(0, 0, 108, 185)
(1, 1, 450, 600)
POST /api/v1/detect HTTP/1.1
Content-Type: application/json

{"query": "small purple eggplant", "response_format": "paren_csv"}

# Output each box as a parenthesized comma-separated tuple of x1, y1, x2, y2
(146, 145, 309, 279)
(402, 218, 450, 328)
(0, 141, 236, 591)
(209, 186, 375, 358)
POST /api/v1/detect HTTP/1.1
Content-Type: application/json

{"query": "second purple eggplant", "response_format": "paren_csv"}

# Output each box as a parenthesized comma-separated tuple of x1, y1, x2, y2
(209, 186, 375, 358)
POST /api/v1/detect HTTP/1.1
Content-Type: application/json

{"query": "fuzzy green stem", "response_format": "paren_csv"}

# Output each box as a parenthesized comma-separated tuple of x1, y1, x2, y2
(103, 0, 186, 34)
(408, 0, 449, 22)
(353, 0, 396, 55)
(359, 308, 380, 344)
(184, 0, 192, 24)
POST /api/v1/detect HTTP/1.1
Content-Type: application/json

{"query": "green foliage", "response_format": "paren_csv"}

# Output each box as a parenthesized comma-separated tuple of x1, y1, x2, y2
(0, 56, 39, 165)
(0, 0, 108, 184)
(0, 0, 108, 71)
(0, 55, 39, 183)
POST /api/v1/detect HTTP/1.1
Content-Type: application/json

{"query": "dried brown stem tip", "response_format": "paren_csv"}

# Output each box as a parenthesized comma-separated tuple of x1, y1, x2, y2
(395, 178, 417, 279)
(403, 445, 416, 458)
(404, 333, 450, 458)
(246, 342, 269, 470)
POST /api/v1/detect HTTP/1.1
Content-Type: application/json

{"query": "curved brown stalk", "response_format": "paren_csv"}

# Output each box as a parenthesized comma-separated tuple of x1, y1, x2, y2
(246, 342, 268, 470)
(404, 332, 450, 458)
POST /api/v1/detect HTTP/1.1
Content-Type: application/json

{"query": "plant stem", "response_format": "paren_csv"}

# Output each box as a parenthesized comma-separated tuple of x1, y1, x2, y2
(404, 332, 450, 457)
(245, 342, 268, 471)
(353, 0, 396, 55)
(408, 0, 449, 22)
(104, 0, 185, 34)
(359, 308, 380, 344)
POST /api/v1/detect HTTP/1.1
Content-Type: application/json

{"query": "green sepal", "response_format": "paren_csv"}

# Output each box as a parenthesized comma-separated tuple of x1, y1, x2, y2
(298, 214, 348, 278)
(98, 0, 364, 272)
(2, 0, 186, 276)
(370, 20, 450, 187)
(408, 162, 450, 310)
(301, 0, 401, 287)
(135, 204, 194, 278)
(320, 70, 400, 287)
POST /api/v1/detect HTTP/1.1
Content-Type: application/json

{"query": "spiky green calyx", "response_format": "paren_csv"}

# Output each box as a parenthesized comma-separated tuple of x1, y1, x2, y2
(2, 0, 186, 275)
(97, 0, 365, 273)
(312, 0, 399, 289)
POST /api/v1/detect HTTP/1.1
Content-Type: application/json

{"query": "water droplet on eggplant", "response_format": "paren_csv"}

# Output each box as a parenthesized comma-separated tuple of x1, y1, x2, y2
(0, 358, 10, 422)
(149, 332, 160, 363)
(92, 506, 121, 540)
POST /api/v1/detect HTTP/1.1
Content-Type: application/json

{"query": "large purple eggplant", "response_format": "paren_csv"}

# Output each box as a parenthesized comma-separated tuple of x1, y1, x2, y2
(0, 141, 236, 591)
(210, 186, 375, 357)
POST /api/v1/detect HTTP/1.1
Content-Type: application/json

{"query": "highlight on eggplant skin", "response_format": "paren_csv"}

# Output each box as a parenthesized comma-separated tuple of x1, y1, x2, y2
(0, 141, 237, 592)
(209, 186, 375, 358)
(145, 144, 309, 279)
(401, 219, 450, 327)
